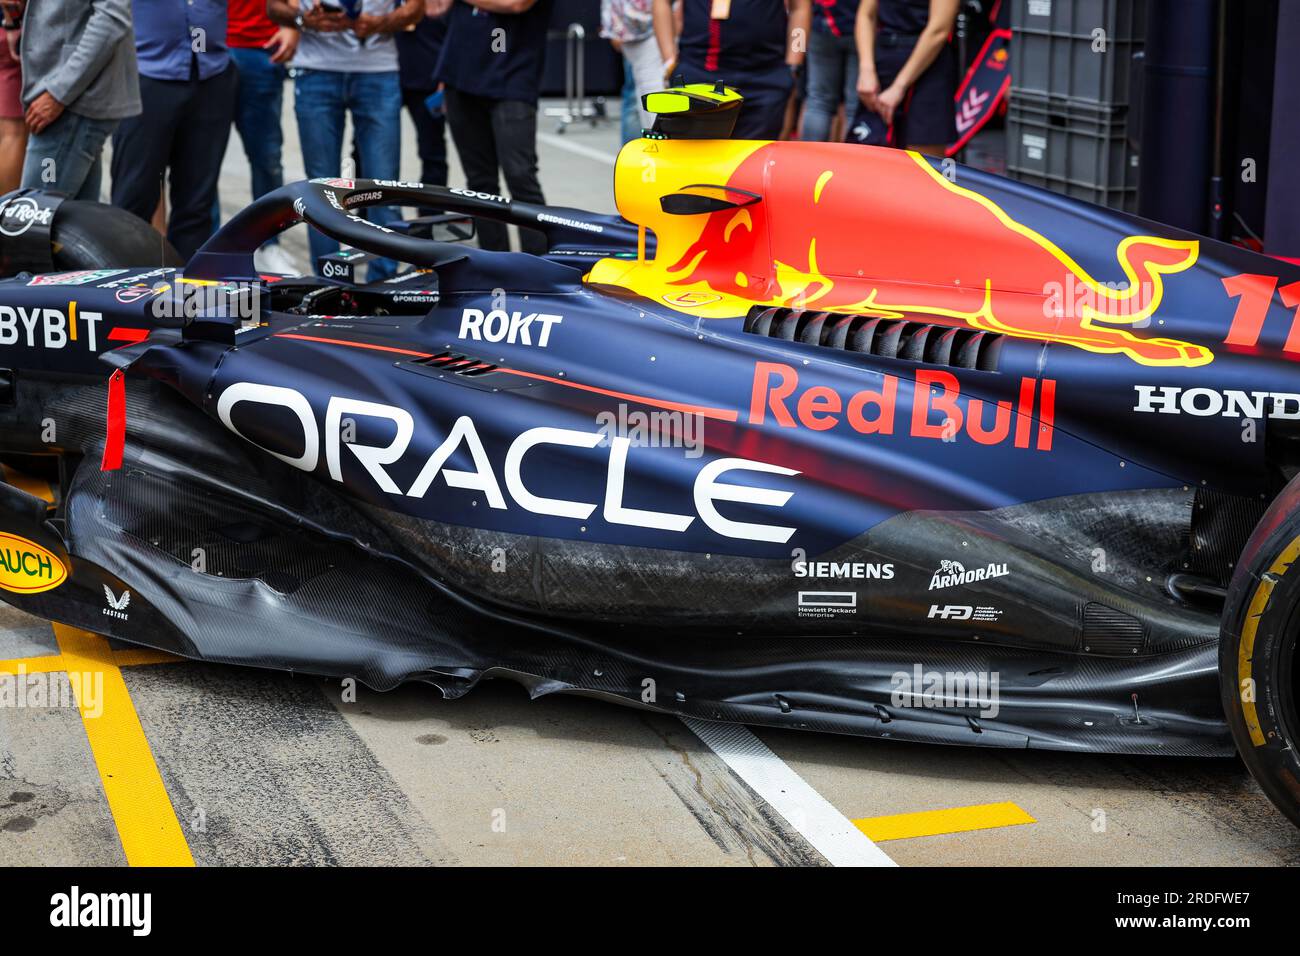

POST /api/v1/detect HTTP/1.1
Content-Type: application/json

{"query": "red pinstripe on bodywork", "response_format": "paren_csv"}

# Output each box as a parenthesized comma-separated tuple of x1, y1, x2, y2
(272, 332, 741, 422)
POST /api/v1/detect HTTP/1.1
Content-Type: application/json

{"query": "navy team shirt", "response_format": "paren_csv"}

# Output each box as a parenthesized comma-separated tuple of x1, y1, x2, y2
(813, 0, 859, 37)
(678, 0, 790, 80)
(397, 14, 449, 92)
(878, 0, 932, 35)
(435, 0, 555, 103)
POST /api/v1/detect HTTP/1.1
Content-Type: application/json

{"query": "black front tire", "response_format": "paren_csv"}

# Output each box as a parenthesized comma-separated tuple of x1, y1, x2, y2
(1221, 484, 1300, 829)
(51, 200, 184, 271)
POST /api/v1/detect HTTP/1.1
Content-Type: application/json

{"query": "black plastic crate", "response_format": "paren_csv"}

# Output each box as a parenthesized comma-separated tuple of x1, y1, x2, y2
(1005, 93, 1139, 211)
(1010, 0, 1147, 108)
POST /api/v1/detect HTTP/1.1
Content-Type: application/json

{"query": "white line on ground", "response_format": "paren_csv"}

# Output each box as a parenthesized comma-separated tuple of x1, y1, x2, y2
(681, 717, 897, 867)
(537, 132, 617, 167)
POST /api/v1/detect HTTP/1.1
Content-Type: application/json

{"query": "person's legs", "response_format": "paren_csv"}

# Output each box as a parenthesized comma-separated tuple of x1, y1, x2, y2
(896, 44, 957, 154)
(165, 63, 237, 260)
(349, 70, 403, 280)
(0, 119, 25, 193)
(622, 35, 665, 131)
(443, 86, 508, 251)
(845, 44, 903, 145)
(490, 98, 546, 255)
(0, 43, 21, 191)
(111, 76, 183, 223)
(229, 46, 287, 201)
(840, 34, 860, 120)
(401, 87, 448, 188)
(801, 29, 844, 142)
(68, 117, 117, 201)
(619, 58, 638, 144)
(22, 111, 115, 199)
(731, 81, 792, 139)
(292, 68, 348, 269)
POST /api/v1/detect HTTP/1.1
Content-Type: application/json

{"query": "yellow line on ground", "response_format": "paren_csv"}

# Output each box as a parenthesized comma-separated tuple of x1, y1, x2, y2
(0, 653, 67, 674)
(0, 649, 184, 670)
(53, 624, 194, 866)
(0, 464, 54, 503)
(853, 801, 1036, 842)
(113, 648, 185, 667)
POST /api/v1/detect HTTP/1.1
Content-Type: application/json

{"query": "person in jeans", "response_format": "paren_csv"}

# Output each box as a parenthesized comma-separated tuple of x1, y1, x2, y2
(802, 0, 859, 141)
(269, 0, 423, 280)
(654, 0, 811, 140)
(228, 0, 299, 273)
(601, 0, 662, 141)
(436, 0, 554, 255)
(110, 0, 236, 260)
(16, 0, 141, 200)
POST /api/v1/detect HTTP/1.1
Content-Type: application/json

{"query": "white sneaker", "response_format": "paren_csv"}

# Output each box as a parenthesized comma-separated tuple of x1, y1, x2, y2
(254, 244, 302, 276)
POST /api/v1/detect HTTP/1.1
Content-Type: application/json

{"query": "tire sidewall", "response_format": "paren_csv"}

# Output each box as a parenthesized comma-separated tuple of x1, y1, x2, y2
(1222, 518, 1300, 828)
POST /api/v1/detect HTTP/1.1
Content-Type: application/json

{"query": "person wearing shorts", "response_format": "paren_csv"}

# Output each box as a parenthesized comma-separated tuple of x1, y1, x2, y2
(849, 0, 957, 154)
(0, 6, 24, 193)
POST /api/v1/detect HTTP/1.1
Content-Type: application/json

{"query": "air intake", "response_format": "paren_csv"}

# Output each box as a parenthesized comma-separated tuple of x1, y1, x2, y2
(743, 307, 1003, 371)
(1081, 603, 1147, 655)
(412, 352, 498, 377)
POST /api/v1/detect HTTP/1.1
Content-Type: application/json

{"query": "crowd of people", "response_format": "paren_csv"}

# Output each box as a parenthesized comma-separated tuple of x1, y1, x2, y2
(0, 0, 960, 273)
(609, 0, 959, 150)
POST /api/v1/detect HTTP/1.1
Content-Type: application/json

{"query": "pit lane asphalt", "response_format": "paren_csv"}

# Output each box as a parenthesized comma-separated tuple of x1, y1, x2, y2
(1, 100, 1297, 867)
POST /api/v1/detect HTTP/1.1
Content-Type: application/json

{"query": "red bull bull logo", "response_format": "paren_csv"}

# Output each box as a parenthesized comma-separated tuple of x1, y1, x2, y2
(592, 139, 1209, 368)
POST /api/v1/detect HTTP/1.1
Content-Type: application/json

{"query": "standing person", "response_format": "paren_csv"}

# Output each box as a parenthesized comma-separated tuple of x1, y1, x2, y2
(801, 0, 859, 141)
(397, 0, 451, 193)
(601, 0, 662, 140)
(228, 0, 299, 273)
(15, 0, 141, 201)
(653, 0, 811, 141)
(110, 0, 237, 260)
(0, 2, 26, 192)
(267, 0, 423, 280)
(852, 0, 957, 154)
(435, 0, 554, 256)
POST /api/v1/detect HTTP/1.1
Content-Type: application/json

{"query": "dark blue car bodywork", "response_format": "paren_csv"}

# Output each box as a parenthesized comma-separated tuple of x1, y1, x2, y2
(3, 149, 1299, 757)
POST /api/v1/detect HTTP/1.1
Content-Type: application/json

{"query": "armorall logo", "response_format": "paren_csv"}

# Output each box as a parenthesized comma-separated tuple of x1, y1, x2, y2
(928, 559, 1010, 590)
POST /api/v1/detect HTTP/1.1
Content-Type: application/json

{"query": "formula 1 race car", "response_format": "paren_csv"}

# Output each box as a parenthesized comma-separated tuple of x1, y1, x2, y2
(2, 85, 1299, 828)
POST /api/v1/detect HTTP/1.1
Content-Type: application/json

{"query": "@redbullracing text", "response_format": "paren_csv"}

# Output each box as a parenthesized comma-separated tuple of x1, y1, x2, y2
(1112, 890, 1252, 930)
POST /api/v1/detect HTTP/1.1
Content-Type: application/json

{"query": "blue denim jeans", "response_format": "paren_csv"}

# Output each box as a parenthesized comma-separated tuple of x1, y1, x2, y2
(802, 29, 859, 143)
(20, 111, 119, 200)
(231, 47, 287, 202)
(620, 60, 638, 145)
(293, 68, 403, 280)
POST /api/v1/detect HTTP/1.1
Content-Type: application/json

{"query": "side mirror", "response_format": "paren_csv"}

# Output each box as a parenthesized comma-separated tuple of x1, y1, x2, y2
(403, 213, 476, 243)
